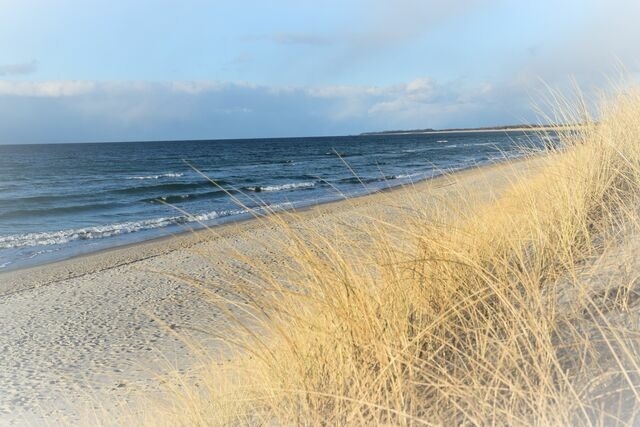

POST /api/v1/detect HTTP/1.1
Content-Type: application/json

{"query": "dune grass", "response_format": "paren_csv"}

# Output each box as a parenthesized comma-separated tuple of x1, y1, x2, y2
(141, 87, 640, 425)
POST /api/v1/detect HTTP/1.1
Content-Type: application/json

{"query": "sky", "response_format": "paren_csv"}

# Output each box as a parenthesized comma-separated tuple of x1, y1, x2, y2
(0, 0, 639, 144)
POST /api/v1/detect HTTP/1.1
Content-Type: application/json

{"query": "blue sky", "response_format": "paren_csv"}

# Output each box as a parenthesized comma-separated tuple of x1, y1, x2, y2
(0, 0, 638, 143)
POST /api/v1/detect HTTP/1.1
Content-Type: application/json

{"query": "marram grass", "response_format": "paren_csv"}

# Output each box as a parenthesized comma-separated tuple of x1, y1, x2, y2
(137, 87, 640, 426)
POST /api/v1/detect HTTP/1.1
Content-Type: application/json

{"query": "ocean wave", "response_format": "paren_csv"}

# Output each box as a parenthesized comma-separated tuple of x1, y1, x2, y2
(0, 201, 124, 219)
(245, 182, 315, 192)
(144, 189, 230, 204)
(338, 176, 386, 185)
(26, 247, 59, 260)
(324, 151, 361, 157)
(402, 144, 457, 153)
(437, 140, 448, 143)
(113, 180, 229, 195)
(0, 183, 19, 192)
(391, 172, 424, 180)
(8, 193, 87, 205)
(0, 208, 247, 249)
(126, 172, 184, 180)
(336, 172, 426, 185)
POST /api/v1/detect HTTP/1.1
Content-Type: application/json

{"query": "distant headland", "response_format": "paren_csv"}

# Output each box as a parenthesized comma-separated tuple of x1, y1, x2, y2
(360, 123, 568, 136)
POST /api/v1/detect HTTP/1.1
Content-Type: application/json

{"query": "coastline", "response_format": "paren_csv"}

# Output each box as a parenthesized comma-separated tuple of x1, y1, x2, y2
(0, 156, 526, 291)
(1, 131, 534, 275)
(0, 155, 544, 423)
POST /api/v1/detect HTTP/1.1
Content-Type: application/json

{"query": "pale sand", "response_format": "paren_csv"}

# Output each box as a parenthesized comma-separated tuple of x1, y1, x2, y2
(0, 157, 543, 424)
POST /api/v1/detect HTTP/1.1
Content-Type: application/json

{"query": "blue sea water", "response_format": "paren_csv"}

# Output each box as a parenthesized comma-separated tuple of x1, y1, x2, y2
(0, 132, 545, 271)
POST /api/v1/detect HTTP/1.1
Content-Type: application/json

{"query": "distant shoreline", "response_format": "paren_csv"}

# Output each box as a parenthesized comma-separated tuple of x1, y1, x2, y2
(1, 125, 577, 146)
(361, 125, 575, 136)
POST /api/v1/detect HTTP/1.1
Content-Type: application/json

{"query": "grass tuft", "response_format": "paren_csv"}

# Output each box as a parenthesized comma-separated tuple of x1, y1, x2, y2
(140, 86, 640, 425)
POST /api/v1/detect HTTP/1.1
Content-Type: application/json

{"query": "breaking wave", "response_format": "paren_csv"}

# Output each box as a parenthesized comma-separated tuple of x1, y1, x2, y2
(245, 182, 315, 193)
(0, 208, 247, 249)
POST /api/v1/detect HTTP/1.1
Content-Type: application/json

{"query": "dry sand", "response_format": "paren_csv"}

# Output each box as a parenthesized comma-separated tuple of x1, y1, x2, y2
(0, 158, 543, 424)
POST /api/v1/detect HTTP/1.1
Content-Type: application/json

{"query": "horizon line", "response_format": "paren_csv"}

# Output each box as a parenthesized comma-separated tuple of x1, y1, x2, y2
(0, 123, 560, 146)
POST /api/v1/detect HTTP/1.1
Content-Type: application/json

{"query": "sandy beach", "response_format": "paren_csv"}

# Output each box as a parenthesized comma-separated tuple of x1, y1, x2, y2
(0, 158, 541, 423)
(3, 2, 639, 423)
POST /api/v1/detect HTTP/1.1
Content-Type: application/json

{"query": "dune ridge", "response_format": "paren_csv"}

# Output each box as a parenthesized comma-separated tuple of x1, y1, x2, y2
(130, 87, 640, 425)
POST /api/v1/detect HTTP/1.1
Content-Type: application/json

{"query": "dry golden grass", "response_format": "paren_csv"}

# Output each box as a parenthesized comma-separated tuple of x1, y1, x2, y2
(138, 87, 640, 425)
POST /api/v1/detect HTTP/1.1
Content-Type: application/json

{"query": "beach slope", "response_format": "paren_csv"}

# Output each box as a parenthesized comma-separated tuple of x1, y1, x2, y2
(0, 157, 541, 423)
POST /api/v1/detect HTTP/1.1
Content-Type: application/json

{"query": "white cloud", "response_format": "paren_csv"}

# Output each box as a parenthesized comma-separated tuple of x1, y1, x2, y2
(306, 85, 386, 98)
(169, 81, 224, 94)
(0, 75, 548, 143)
(307, 77, 449, 117)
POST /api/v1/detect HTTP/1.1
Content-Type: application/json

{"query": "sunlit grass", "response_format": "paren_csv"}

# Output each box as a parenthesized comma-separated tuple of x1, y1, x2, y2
(136, 85, 640, 425)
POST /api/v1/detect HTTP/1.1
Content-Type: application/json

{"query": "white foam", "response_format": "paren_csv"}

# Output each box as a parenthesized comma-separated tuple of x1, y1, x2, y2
(126, 172, 184, 180)
(247, 182, 315, 192)
(0, 208, 247, 249)
(392, 172, 423, 180)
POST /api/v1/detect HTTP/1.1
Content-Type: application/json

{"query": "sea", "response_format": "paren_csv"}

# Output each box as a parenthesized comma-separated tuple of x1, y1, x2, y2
(0, 131, 547, 272)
